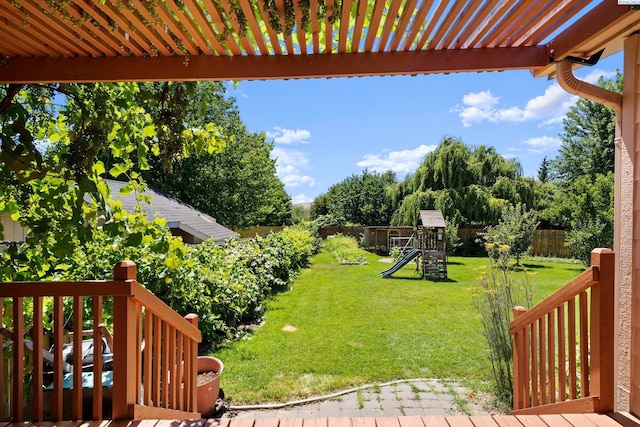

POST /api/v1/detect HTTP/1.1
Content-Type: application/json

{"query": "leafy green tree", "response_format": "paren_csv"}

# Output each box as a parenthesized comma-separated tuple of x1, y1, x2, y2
(291, 204, 311, 224)
(544, 73, 619, 263)
(0, 82, 221, 279)
(551, 72, 622, 181)
(389, 137, 534, 227)
(311, 170, 396, 226)
(555, 174, 614, 266)
(484, 203, 540, 265)
(143, 82, 290, 229)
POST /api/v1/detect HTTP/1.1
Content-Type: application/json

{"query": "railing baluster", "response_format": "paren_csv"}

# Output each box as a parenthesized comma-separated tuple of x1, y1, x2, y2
(531, 320, 538, 406)
(12, 297, 23, 422)
(162, 321, 169, 408)
(173, 332, 185, 410)
(169, 325, 177, 409)
(32, 296, 43, 421)
(0, 298, 5, 420)
(143, 311, 152, 406)
(153, 315, 161, 407)
(579, 291, 589, 397)
(547, 310, 555, 405)
(53, 296, 64, 421)
(524, 324, 531, 408)
(558, 304, 566, 402)
(539, 316, 546, 405)
(72, 296, 83, 420)
(93, 296, 103, 420)
(567, 298, 577, 400)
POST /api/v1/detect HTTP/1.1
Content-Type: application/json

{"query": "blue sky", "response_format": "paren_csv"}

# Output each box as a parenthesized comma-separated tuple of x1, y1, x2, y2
(229, 51, 623, 205)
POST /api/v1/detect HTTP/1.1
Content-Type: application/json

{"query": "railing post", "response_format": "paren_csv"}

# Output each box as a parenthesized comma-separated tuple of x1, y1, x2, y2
(112, 261, 139, 419)
(513, 306, 527, 411)
(590, 248, 615, 412)
(184, 314, 198, 413)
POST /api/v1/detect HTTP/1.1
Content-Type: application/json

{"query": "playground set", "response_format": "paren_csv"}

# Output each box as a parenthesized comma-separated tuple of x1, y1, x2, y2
(380, 210, 447, 280)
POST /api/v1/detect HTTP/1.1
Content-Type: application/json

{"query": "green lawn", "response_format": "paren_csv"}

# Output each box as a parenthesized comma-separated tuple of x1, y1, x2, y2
(211, 250, 584, 405)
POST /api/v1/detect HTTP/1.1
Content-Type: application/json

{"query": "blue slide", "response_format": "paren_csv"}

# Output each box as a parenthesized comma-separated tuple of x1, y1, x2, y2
(380, 248, 421, 278)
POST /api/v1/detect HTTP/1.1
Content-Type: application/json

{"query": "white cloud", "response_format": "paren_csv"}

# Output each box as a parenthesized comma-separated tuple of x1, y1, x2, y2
(451, 69, 618, 127)
(266, 126, 311, 145)
(523, 136, 561, 154)
(282, 174, 317, 187)
(357, 144, 437, 175)
(271, 147, 317, 189)
(291, 194, 313, 204)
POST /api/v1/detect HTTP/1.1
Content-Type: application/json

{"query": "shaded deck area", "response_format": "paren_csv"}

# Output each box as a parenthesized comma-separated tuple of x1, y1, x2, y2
(5, 413, 639, 427)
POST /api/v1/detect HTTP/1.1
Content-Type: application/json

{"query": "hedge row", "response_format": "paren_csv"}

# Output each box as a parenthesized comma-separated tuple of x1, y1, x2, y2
(57, 220, 319, 347)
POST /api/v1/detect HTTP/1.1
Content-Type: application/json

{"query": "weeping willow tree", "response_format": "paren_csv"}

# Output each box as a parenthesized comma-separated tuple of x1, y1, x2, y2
(389, 137, 535, 226)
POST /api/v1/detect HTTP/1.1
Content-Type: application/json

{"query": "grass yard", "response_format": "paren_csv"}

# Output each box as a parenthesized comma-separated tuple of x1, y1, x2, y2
(212, 249, 584, 405)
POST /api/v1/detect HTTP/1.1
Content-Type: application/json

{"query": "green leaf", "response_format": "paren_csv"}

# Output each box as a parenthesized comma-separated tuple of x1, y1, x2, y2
(93, 161, 106, 176)
(109, 163, 129, 178)
(142, 124, 156, 137)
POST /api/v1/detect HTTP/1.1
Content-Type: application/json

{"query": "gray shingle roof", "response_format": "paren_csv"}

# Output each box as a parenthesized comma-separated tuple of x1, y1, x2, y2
(107, 180, 237, 245)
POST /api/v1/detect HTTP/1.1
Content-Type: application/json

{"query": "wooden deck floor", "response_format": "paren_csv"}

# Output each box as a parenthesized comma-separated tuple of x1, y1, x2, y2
(6, 413, 640, 427)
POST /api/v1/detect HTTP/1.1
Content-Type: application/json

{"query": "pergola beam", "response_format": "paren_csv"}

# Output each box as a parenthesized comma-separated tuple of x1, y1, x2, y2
(0, 46, 550, 84)
(534, 3, 640, 77)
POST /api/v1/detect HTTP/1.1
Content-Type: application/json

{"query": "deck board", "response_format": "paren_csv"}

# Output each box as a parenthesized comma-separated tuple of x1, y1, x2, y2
(514, 414, 549, 426)
(375, 417, 400, 427)
(538, 414, 573, 427)
(396, 416, 424, 427)
(279, 419, 304, 427)
(562, 413, 600, 426)
(326, 418, 350, 427)
(420, 416, 449, 427)
(468, 415, 502, 426)
(492, 415, 524, 427)
(4, 414, 633, 427)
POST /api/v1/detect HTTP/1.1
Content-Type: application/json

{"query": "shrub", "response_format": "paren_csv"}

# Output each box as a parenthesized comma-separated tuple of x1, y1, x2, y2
(324, 234, 368, 264)
(473, 244, 534, 409)
(485, 203, 539, 264)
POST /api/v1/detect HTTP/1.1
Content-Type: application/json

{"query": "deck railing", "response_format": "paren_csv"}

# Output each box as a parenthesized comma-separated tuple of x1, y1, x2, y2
(510, 248, 614, 414)
(0, 261, 202, 422)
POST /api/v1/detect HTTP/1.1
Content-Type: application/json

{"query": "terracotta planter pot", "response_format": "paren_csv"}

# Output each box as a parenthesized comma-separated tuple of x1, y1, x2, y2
(196, 356, 224, 417)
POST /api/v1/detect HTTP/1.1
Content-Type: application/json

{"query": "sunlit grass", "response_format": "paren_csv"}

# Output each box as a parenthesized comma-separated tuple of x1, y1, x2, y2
(211, 250, 583, 405)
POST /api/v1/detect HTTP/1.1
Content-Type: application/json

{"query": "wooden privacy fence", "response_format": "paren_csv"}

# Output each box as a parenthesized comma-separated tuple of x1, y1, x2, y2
(510, 248, 614, 414)
(0, 261, 202, 422)
(239, 225, 572, 257)
(458, 227, 571, 258)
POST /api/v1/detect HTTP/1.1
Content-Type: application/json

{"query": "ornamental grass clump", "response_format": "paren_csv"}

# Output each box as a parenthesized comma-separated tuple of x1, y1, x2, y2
(323, 234, 368, 264)
(472, 243, 534, 410)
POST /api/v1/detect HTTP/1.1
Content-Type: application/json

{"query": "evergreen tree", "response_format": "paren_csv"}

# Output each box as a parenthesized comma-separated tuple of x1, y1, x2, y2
(551, 72, 622, 181)
(538, 157, 550, 183)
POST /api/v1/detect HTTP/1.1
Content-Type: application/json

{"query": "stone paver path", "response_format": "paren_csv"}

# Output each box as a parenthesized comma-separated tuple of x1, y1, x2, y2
(224, 379, 495, 419)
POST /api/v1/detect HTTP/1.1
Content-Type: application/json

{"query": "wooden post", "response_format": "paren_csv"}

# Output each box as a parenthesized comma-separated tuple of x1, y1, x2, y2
(513, 306, 527, 411)
(184, 314, 198, 413)
(112, 261, 139, 419)
(590, 248, 615, 412)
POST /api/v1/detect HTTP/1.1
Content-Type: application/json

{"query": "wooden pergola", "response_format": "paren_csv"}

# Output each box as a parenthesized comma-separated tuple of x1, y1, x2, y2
(3, 0, 640, 422)
(0, 1, 638, 82)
